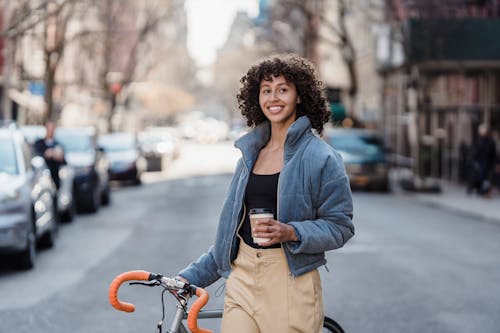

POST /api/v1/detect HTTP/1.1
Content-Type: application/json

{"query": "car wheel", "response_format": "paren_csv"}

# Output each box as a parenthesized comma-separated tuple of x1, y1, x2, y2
(61, 198, 76, 222)
(101, 184, 111, 206)
(82, 185, 100, 213)
(14, 218, 36, 270)
(378, 180, 391, 193)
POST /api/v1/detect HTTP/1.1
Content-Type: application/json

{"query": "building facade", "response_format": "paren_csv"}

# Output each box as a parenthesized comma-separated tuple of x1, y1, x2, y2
(379, 0, 500, 186)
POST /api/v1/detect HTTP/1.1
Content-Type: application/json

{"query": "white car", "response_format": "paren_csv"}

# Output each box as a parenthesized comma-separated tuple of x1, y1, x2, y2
(0, 124, 58, 269)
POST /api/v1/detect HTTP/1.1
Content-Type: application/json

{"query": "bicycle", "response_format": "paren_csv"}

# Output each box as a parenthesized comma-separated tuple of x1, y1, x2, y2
(109, 270, 345, 333)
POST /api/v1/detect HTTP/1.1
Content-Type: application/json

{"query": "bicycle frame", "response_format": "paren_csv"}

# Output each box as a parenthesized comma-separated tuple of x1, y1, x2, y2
(168, 303, 223, 333)
(174, 310, 223, 333)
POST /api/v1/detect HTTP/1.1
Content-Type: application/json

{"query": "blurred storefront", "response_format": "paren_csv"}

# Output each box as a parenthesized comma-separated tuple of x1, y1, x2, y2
(379, 1, 500, 186)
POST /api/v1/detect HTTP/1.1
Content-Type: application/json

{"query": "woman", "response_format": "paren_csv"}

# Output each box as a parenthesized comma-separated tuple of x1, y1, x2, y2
(178, 54, 354, 332)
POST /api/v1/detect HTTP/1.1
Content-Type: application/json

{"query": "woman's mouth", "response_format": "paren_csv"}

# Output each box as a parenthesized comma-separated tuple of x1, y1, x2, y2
(268, 106, 283, 114)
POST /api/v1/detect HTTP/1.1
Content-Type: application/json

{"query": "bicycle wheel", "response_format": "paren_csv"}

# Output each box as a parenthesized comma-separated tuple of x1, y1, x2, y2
(323, 316, 345, 333)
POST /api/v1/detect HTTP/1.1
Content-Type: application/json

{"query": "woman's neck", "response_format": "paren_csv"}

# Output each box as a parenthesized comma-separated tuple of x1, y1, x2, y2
(267, 122, 290, 150)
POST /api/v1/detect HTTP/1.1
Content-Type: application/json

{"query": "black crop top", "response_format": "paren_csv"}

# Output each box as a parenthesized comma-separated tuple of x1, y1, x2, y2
(238, 172, 281, 249)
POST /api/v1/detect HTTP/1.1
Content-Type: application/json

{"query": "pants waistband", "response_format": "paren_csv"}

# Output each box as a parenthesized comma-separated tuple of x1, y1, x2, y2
(238, 240, 285, 261)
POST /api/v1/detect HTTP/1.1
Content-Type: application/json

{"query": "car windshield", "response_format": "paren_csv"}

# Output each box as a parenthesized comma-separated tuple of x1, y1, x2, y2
(329, 134, 384, 156)
(0, 138, 19, 175)
(56, 132, 93, 152)
(99, 135, 135, 152)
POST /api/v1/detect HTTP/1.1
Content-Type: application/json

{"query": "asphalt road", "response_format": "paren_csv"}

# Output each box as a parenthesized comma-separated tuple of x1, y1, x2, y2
(0, 141, 499, 333)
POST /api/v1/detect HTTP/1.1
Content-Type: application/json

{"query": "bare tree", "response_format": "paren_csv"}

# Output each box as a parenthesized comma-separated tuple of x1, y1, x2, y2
(1, 0, 95, 122)
(319, 0, 358, 98)
(266, 0, 322, 63)
(1, 0, 77, 121)
(88, 0, 175, 131)
(42, 0, 77, 121)
(1, 0, 188, 126)
(267, 0, 360, 103)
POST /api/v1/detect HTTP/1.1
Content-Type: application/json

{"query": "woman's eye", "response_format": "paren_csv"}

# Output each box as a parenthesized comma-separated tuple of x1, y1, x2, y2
(280, 88, 287, 93)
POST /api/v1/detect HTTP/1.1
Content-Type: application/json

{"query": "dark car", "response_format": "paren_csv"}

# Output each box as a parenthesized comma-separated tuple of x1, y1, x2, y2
(324, 128, 390, 191)
(55, 127, 111, 212)
(20, 125, 76, 222)
(0, 123, 58, 269)
(98, 132, 146, 185)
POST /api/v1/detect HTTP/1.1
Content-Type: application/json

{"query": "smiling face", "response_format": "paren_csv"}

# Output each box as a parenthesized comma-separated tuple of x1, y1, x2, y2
(259, 75, 300, 128)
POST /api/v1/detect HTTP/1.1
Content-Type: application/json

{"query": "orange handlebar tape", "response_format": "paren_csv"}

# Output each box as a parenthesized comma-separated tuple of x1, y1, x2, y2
(108, 270, 151, 313)
(187, 287, 213, 333)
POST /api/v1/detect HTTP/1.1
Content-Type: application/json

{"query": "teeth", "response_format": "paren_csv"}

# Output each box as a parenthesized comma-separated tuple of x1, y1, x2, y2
(269, 106, 282, 112)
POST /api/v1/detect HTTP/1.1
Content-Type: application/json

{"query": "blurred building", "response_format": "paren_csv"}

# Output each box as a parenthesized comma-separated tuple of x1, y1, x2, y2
(318, 0, 385, 127)
(1, 0, 196, 132)
(378, 0, 500, 185)
(0, 2, 47, 123)
(231, 0, 385, 128)
(212, 9, 273, 124)
(61, 0, 196, 131)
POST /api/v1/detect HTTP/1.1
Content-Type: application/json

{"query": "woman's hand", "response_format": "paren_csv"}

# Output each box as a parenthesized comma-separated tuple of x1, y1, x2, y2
(253, 218, 298, 246)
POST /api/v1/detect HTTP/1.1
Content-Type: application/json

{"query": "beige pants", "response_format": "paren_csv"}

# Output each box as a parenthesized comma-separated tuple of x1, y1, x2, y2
(221, 241, 324, 333)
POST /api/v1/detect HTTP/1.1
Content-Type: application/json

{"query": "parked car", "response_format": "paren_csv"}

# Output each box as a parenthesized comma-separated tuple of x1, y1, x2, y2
(20, 125, 76, 222)
(55, 127, 111, 213)
(138, 127, 179, 171)
(0, 123, 58, 269)
(323, 128, 390, 191)
(98, 132, 147, 185)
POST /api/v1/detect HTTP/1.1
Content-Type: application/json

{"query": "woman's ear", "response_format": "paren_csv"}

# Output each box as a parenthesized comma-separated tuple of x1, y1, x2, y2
(297, 96, 301, 104)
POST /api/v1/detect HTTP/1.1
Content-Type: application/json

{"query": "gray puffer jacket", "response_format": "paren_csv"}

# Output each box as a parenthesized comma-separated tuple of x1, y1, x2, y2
(179, 116, 354, 287)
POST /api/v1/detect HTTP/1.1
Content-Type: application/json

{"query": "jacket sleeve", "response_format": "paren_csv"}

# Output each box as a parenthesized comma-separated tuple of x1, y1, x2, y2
(178, 158, 244, 287)
(178, 245, 220, 288)
(285, 152, 354, 254)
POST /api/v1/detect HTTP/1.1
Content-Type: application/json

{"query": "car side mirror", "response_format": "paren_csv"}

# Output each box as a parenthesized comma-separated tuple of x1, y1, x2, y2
(31, 156, 47, 172)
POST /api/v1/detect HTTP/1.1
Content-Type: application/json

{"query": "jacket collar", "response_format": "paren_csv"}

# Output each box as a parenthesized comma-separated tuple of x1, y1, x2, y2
(235, 116, 313, 168)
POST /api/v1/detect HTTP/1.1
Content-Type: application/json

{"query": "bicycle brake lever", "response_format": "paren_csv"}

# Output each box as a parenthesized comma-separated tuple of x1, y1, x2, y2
(129, 281, 160, 287)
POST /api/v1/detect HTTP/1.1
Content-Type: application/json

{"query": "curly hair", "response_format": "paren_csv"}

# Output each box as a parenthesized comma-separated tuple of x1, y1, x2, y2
(237, 54, 330, 134)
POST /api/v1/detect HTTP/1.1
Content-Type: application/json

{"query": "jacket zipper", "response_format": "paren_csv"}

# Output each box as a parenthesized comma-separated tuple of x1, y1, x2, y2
(277, 172, 281, 237)
(228, 161, 249, 269)
(278, 167, 293, 277)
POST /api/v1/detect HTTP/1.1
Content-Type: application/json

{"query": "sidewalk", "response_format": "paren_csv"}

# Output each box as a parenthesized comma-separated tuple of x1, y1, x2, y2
(395, 178, 500, 224)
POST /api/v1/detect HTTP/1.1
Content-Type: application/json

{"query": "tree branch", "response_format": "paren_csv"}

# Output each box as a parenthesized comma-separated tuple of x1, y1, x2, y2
(1, 0, 77, 38)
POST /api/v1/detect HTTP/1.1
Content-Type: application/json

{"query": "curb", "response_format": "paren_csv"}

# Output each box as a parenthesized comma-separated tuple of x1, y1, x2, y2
(412, 196, 500, 225)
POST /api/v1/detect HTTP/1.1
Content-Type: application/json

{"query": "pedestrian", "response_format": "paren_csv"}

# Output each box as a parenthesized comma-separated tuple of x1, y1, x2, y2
(177, 54, 355, 332)
(34, 120, 66, 189)
(467, 124, 497, 196)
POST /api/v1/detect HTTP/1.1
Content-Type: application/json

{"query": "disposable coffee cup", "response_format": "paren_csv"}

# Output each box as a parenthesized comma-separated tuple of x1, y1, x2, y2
(249, 208, 273, 245)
